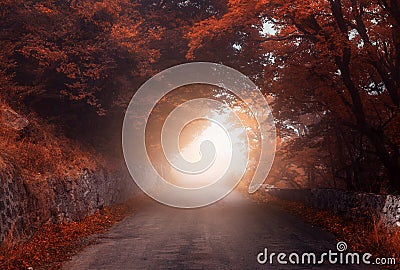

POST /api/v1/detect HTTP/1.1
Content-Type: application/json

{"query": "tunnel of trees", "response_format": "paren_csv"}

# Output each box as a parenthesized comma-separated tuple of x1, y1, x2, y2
(0, 0, 399, 193)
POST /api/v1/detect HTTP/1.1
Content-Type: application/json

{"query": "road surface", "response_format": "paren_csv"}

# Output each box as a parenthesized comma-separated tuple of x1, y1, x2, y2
(63, 191, 376, 269)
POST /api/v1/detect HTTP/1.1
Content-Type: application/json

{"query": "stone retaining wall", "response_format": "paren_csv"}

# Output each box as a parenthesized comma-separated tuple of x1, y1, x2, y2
(267, 188, 400, 228)
(0, 161, 137, 244)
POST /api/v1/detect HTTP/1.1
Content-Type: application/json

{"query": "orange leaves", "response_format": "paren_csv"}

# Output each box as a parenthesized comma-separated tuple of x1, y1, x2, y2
(186, 0, 262, 59)
(93, 0, 123, 16)
(293, 0, 327, 19)
(75, 0, 123, 21)
(112, 22, 142, 41)
(0, 0, 163, 114)
(57, 62, 81, 79)
(34, 3, 58, 16)
(111, 21, 145, 54)
(82, 62, 102, 80)
(19, 39, 67, 68)
(0, 202, 136, 270)
(260, 196, 400, 270)
(0, 104, 100, 178)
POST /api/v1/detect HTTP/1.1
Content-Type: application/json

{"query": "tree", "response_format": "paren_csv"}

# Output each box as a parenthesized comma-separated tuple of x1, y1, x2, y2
(1, 0, 399, 192)
(186, 0, 400, 192)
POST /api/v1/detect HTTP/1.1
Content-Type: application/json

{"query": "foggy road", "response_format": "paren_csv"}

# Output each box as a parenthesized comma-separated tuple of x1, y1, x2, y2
(63, 192, 376, 270)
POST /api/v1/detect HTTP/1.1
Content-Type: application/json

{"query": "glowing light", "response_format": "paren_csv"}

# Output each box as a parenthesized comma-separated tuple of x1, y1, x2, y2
(122, 62, 276, 208)
(173, 120, 235, 188)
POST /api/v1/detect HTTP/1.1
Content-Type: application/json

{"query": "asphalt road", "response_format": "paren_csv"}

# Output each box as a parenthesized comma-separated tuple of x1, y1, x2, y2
(63, 191, 377, 270)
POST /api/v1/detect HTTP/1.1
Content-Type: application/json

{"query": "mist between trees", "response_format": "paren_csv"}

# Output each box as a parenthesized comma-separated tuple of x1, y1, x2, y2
(0, 0, 399, 194)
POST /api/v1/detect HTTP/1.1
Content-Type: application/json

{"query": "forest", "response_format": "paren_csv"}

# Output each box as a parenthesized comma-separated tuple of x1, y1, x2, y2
(0, 0, 399, 194)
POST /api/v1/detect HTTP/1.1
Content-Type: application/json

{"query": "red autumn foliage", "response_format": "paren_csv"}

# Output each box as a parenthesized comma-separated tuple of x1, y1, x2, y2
(250, 191, 400, 270)
(0, 198, 140, 270)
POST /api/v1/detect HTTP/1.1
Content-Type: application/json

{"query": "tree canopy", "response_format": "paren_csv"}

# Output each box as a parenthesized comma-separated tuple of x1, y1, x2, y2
(0, 0, 399, 193)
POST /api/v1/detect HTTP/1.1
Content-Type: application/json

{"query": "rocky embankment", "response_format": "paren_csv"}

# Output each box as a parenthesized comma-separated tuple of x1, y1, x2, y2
(0, 160, 136, 244)
(267, 188, 400, 228)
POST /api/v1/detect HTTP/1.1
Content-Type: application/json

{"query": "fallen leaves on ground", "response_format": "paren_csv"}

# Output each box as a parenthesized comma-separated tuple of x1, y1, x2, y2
(249, 191, 400, 270)
(0, 197, 145, 270)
